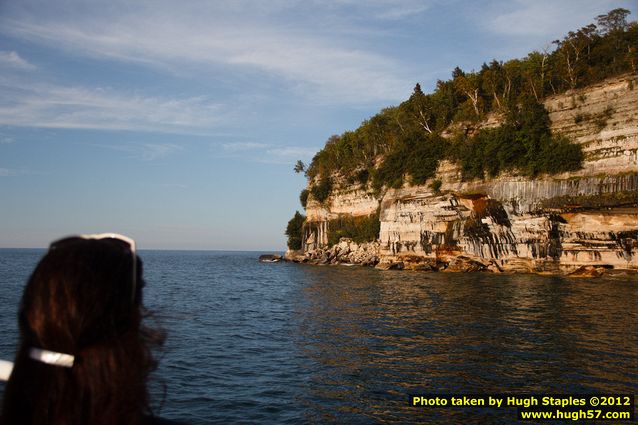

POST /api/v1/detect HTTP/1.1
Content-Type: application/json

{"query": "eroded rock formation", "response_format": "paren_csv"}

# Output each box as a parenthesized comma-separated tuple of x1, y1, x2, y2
(289, 74, 638, 275)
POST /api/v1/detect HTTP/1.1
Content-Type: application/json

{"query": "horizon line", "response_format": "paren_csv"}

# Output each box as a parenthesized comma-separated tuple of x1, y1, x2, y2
(0, 247, 285, 253)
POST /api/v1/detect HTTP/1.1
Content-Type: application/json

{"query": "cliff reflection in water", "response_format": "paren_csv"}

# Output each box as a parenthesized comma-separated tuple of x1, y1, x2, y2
(292, 267, 638, 424)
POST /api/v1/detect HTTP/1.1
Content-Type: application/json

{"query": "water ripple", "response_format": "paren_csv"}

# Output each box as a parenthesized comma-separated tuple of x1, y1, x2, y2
(1, 250, 638, 424)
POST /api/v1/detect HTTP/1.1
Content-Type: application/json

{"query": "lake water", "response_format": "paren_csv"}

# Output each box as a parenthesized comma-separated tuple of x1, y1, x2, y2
(1, 249, 637, 424)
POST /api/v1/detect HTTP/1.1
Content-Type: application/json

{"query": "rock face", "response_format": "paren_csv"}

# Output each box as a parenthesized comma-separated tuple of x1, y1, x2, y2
(285, 239, 380, 266)
(300, 74, 638, 274)
(259, 254, 282, 262)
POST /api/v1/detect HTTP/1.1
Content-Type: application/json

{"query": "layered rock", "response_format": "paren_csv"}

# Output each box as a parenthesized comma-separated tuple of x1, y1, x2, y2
(299, 74, 638, 275)
(285, 239, 380, 266)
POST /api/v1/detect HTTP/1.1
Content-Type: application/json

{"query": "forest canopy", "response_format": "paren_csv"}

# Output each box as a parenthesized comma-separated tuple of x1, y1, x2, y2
(303, 8, 636, 196)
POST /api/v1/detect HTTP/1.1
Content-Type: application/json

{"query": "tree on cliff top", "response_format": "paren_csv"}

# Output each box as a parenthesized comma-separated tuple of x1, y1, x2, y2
(294, 160, 306, 174)
(302, 8, 632, 192)
(596, 8, 631, 34)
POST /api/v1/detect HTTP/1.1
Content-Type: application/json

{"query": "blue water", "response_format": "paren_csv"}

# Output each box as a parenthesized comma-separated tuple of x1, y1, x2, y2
(1, 249, 638, 424)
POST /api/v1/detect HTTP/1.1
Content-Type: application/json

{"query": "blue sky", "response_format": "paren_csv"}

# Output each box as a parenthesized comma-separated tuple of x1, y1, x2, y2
(0, 0, 634, 250)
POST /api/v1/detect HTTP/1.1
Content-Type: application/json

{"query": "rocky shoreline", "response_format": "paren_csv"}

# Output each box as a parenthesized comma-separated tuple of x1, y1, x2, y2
(285, 238, 380, 266)
(285, 238, 638, 278)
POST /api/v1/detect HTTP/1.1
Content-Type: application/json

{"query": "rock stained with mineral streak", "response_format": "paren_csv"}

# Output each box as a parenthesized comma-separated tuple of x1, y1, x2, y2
(287, 74, 638, 275)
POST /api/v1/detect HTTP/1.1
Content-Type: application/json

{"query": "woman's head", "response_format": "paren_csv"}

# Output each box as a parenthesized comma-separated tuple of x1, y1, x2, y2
(21, 234, 141, 357)
(2, 234, 161, 425)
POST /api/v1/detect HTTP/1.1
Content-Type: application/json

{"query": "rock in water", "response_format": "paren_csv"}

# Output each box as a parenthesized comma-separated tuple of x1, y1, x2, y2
(259, 254, 282, 263)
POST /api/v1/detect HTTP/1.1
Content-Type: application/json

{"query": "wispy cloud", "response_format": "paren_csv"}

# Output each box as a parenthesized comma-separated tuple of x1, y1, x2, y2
(483, 0, 626, 37)
(221, 142, 269, 152)
(140, 143, 182, 161)
(0, 0, 409, 103)
(89, 141, 184, 161)
(320, 0, 435, 20)
(216, 141, 318, 164)
(0, 135, 15, 144)
(266, 146, 318, 159)
(0, 50, 36, 70)
(0, 77, 223, 133)
(0, 167, 15, 176)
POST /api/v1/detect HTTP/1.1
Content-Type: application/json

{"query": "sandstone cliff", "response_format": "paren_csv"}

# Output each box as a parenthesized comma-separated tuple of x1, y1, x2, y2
(292, 74, 638, 275)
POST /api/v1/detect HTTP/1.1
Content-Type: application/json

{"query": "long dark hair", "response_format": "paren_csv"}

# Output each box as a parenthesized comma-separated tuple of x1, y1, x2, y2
(1, 238, 163, 425)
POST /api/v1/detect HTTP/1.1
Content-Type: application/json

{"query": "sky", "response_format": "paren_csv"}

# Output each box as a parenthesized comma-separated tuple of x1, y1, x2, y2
(0, 0, 635, 250)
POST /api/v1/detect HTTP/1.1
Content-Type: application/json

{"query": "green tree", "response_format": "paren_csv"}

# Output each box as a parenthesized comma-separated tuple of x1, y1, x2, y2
(596, 8, 631, 34)
(501, 59, 523, 104)
(430, 79, 460, 130)
(552, 25, 597, 89)
(373, 131, 444, 188)
(453, 69, 483, 119)
(541, 136, 584, 173)
(400, 83, 437, 134)
(299, 189, 309, 208)
(285, 211, 306, 250)
(453, 99, 583, 179)
(522, 51, 550, 101)
(294, 160, 306, 174)
(481, 60, 506, 110)
(311, 176, 333, 203)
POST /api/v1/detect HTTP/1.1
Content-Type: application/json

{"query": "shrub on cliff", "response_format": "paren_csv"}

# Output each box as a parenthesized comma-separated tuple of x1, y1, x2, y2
(429, 178, 443, 193)
(286, 211, 305, 250)
(299, 189, 309, 208)
(311, 176, 332, 203)
(451, 98, 583, 179)
(372, 131, 445, 190)
(327, 211, 381, 246)
(541, 136, 584, 173)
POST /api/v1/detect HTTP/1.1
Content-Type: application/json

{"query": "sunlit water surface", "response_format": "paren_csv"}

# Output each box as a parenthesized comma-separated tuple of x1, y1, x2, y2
(1, 249, 637, 424)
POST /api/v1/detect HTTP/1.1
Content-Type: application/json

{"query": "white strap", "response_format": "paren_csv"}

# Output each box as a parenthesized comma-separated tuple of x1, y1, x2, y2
(29, 348, 74, 368)
(0, 359, 13, 381)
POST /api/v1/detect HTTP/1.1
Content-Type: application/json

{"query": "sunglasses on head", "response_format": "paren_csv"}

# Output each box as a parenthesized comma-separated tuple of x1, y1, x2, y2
(1, 234, 139, 380)
(49, 233, 137, 303)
